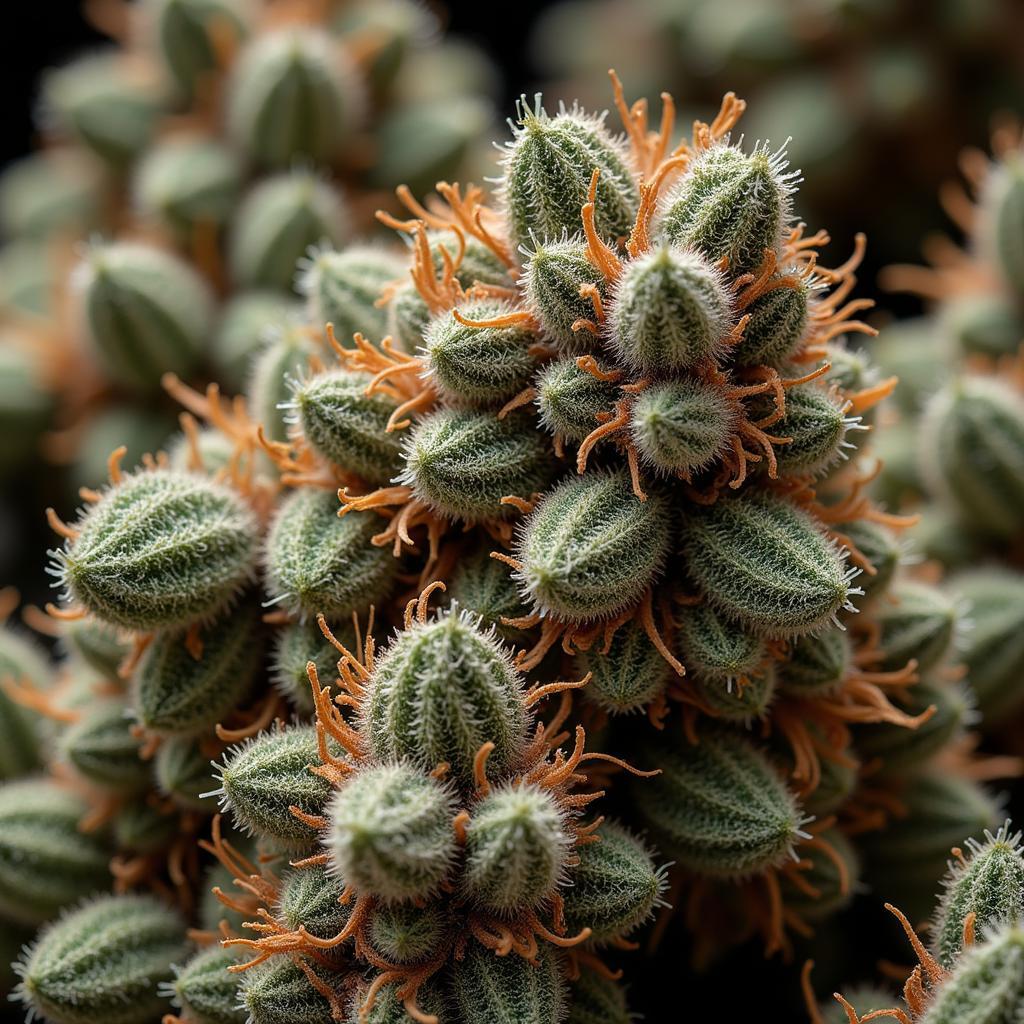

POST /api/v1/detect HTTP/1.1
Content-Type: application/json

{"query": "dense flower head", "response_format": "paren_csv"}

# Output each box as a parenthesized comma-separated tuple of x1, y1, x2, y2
(3, 47, 1008, 1024)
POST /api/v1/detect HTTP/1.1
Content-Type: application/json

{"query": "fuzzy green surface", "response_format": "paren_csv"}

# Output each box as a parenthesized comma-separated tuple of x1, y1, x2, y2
(516, 470, 671, 622)
(448, 942, 567, 1024)
(608, 246, 732, 375)
(501, 103, 638, 250)
(367, 902, 449, 964)
(562, 820, 663, 944)
(731, 277, 809, 367)
(580, 618, 674, 714)
(58, 469, 258, 631)
(629, 376, 737, 474)
(278, 863, 351, 940)
(264, 488, 398, 618)
(535, 355, 620, 442)
(920, 925, 1024, 1024)
(400, 408, 553, 521)
(920, 376, 1024, 539)
(353, 979, 447, 1024)
(134, 133, 242, 237)
(676, 601, 765, 685)
(424, 300, 537, 405)
(659, 143, 792, 274)
(834, 519, 900, 603)
(15, 894, 188, 1024)
(300, 246, 404, 345)
(387, 282, 431, 351)
(134, 604, 261, 736)
(633, 726, 803, 878)
(77, 242, 212, 392)
(219, 725, 337, 846)
(872, 580, 957, 673)
(0, 779, 111, 926)
(447, 541, 531, 642)
(463, 782, 569, 913)
(247, 324, 315, 444)
(270, 617, 352, 715)
(680, 491, 853, 636)
(230, 171, 350, 291)
(60, 698, 149, 792)
(171, 944, 247, 1024)
(693, 664, 777, 723)
(953, 568, 1024, 718)
(226, 26, 359, 168)
(762, 383, 857, 477)
(933, 823, 1024, 969)
(364, 609, 527, 788)
(240, 954, 351, 1024)
(524, 239, 606, 353)
(327, 762, 457, 902)
(155, 735, 220, 812)
(567, 970, 631, 1024)
(778, 627, 851, 696)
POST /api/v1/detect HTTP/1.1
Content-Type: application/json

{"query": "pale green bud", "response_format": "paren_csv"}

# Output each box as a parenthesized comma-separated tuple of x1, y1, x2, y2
(133, 604, 262, 736)
(660, 142, 797, 274)
(363, 607, 527, 789)
(53, 469, 259, 631)
(227, 28, 361, 168)
(289, 369, 403, 485)
(263, 488, 399, 619)
(299, 245, 404, 344)
(629, 376, 737, 476)
(609, 246, 733, 375)
(134, 134, 242, 238)
(516, 470, 672, 622)
(0, 779, 111, 926)
(633, 726, 804, 878)
(680, 491, 858, 636)
(423, 300, 537, 405)
(14, 894, 188, 1024)
(500, 97, 638, 249)
(74, 242, 214, 393)
(463, 782, 570, 913)
(327, 762, 457, 902)
(230, 171, 350, 292)
(399, 408, 552, 522)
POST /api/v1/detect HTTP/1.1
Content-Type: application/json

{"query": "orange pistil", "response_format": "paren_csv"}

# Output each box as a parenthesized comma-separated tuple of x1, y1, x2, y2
(581, 170, 624, 283)
(215, 690, 283, 743)
(338, 483, 446, 568)
(626, 155, 689, 258)
(381, 182, 514, 271)
(452, 307, 537, 330)
(162, 374, 268, 502)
